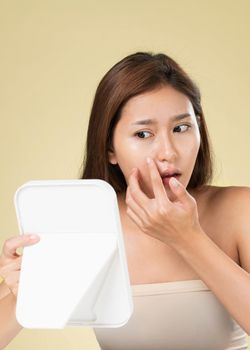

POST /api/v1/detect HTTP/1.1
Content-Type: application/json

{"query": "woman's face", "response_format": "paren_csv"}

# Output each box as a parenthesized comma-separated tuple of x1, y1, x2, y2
(108, 85, 201, 200)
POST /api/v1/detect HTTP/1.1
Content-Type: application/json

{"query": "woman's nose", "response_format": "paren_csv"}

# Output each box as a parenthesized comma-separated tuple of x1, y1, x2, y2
(156, 136, 177, 163)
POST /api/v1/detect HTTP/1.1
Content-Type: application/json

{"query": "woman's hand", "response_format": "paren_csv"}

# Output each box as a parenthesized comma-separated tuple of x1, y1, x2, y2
(125, 157, 203, 247)
(0, 234, 40, 297)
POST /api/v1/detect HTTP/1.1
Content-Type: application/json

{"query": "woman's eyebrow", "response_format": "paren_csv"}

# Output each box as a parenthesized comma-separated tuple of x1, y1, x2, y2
(130, 113, 192, 126)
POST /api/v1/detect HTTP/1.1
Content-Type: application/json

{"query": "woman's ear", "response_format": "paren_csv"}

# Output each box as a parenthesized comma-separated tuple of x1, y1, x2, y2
(196, 115, 201, 127)
(108, 147, 118, 165)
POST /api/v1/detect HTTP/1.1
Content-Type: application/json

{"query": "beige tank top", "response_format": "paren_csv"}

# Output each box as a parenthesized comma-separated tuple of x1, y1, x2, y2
(94, 279, 248, 350)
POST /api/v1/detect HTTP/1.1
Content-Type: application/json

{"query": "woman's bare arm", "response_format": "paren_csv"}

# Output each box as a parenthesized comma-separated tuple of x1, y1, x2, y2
(0, 293, 22, 350)
(171, 225, 250, 335)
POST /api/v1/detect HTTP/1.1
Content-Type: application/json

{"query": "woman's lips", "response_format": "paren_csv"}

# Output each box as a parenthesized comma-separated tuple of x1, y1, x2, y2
(162, 174, 181, 186)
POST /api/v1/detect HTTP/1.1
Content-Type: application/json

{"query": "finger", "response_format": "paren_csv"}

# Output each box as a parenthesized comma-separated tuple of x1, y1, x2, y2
(147, 157, 170, 203)
(169, 177, 193, 206)
(12, 285, 18, 297)
(0, 258, 22, 277)
(3, 271, 20, 292)
(128, 168, 149, 207)
(126, 207, 144, 229)
(5, 270, 19, 284)
(3, 234, 40, 259)
(126, 186, 148, 224)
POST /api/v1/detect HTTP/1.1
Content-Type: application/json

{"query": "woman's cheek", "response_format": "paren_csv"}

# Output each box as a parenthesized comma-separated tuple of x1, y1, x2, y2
(137, 165, 153, 194)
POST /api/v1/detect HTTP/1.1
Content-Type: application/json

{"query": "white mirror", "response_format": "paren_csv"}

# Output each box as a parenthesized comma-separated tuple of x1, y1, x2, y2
(14, 179, 133, 329)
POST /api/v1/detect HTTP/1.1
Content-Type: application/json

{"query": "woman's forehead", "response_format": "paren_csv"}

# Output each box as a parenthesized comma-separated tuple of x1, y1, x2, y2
(119, 87, 195, 125)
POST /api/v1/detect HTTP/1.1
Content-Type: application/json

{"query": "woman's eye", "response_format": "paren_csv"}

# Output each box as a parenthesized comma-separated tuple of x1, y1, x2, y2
(173, 124, 191, 133)
(135, 131, 152, 139)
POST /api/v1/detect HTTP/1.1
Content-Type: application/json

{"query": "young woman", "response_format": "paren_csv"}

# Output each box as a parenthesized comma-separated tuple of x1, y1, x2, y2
(82, 52, 250, 349)
(1, 52, 249, 349)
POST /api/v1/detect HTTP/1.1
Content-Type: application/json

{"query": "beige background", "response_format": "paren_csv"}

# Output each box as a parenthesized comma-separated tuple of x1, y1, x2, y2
(0, 0, 249, 349)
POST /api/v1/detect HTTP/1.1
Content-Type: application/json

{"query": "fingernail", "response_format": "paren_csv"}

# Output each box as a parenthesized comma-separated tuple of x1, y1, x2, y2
(171, 177, 179, 187)
(29, 234, 40, 240)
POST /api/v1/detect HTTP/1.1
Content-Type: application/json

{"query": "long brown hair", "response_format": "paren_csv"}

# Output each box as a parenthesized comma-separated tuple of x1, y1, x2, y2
(80, 52, 213, 193)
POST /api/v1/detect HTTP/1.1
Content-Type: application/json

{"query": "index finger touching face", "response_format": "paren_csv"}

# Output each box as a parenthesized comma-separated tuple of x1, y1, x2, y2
(128, 168, 149, 206)
(147, 157, 170, 203)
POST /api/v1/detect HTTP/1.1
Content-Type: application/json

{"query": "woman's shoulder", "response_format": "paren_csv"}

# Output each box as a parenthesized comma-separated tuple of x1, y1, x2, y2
(194, 185, 250, 267)
(196, 184, 250, 228)
(204, 184, 250, 272)
(203, 184, 250, 209)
